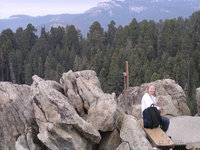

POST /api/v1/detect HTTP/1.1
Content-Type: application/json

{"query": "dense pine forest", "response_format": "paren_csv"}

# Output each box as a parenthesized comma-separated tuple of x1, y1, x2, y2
(1, 11, 200, 114)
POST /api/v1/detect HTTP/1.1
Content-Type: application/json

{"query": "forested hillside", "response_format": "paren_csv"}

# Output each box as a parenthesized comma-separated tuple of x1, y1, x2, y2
(1, 11, 200, 114)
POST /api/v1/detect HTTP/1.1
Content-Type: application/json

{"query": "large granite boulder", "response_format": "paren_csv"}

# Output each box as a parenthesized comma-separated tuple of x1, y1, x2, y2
(167, 116, 200, 149)
(60, 70, 85, 116)
(117, 79, 191, 119)
(0, 82, 42, 150)
(196, 87, 200, 116)
(118, 115, 153, 150)
(60, 70, 120, 132)
(31, 75, 101, 150)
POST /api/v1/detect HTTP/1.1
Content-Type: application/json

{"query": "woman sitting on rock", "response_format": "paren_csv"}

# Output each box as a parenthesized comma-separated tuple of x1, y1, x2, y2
(141, 85, 170, 132)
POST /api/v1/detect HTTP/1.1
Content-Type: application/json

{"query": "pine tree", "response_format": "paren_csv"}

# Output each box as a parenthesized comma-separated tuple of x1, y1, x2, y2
(44, 51, 57, 80)
(0, 29, 16, 81)
(106, 20, 117, 46)
(24, 56, 33, 85)
(106, 50, 123, 95)
(127, 18, 139, 47)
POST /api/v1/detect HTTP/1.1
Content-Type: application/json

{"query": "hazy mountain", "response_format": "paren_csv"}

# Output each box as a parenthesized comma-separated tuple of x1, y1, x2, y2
(0, 0, 200, 35)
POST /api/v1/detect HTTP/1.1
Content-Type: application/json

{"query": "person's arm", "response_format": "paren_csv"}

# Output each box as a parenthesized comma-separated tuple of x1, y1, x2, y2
(141, 93, 153, 112)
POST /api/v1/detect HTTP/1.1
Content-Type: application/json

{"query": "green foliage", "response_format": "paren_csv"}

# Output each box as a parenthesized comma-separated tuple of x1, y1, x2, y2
(106, 20, 117, 45)
(105, 50, 123, 95)
(158, 19, 182, 57)
(2, 11, 200, 113)
(24, 57, 33, 85)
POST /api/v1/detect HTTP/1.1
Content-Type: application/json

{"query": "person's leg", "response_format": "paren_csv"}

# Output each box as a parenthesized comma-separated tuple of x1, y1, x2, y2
(161, 116, 170, 132)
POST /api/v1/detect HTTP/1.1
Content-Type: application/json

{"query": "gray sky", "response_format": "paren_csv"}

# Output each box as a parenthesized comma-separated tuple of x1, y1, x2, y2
(0, 0, 109, 19)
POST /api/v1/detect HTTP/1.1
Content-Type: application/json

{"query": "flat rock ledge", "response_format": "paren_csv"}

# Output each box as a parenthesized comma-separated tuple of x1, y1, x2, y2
(167, 116, 200, 149)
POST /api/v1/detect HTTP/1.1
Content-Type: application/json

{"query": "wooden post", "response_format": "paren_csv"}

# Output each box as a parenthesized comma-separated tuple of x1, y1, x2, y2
(123, 61, 129, 114)
(125, 61, 129, 89)
(123, 61, 129, 90)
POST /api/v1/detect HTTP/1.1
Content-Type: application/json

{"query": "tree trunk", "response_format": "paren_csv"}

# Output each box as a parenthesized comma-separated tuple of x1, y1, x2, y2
(9, 62, 16, 83)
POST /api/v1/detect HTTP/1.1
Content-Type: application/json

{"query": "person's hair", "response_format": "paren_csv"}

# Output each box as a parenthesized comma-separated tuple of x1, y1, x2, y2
(146, 85, 156, 96)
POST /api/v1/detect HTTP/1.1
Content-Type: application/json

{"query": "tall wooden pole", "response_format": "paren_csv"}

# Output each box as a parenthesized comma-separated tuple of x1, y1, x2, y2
(123, 61, 129, 90)
(123, 61, 129, 114)
(125, 61, 129, 89)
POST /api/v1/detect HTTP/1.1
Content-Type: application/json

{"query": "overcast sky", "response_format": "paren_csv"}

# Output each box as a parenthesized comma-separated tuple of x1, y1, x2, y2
(0, 0, 109, 19)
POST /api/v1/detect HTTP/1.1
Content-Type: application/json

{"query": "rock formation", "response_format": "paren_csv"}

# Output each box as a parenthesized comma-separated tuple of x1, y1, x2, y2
(60, 70, 120, 132)
(0, 82, 43, 150)
(0, 70, 200, 150)
(31, 74, 101, 150)
(167, 116, 200, 149)
(118, 115, 152, 150)
(117, 79, 191, 119)
(196, 87, 200, 116)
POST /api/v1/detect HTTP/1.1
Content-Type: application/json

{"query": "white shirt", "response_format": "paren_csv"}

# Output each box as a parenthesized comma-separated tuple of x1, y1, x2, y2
(141, 93, 157, 112)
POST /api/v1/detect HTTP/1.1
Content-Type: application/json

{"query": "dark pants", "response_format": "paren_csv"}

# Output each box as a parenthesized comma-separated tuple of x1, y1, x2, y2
(143, 115, 170, 132)
(161, 116, 170, 132)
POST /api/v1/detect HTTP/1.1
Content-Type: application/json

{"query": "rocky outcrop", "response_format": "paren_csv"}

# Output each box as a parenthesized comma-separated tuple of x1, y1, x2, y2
(118, 115, 152, 150)
(117, 79, 191, 119)
(29, 70, 153, 150)
(167, 116, 200, 149)
(196, 87, 200, 116)
(0, 82, 42, 150)
(1, 70, 198, 150)
(31, 75, 101, 150)
(60, 70, 120, 132)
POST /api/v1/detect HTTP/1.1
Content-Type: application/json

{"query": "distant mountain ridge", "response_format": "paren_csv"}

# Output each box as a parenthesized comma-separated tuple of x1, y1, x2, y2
(0, 0, 200, 35)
